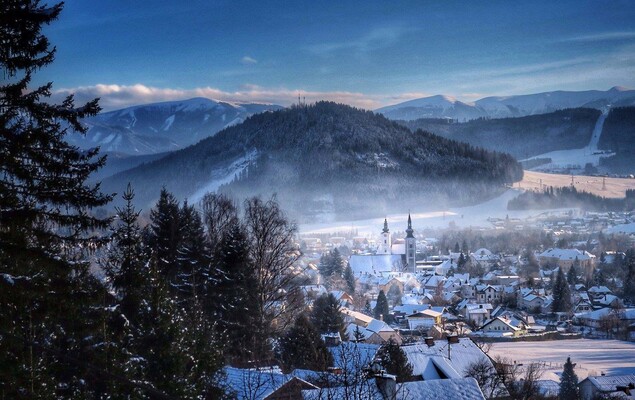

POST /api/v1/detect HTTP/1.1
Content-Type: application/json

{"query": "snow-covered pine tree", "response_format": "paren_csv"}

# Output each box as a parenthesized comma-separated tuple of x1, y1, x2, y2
(176, 200, 209, 302)
(0, 1, 112, 396)
(210, 222, 258, 362)
(559, 357, 579, 400)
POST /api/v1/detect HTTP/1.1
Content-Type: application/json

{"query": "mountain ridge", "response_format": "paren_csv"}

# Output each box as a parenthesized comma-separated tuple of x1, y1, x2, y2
(377, 87, 635, 121)
(102, 102, 523, 221)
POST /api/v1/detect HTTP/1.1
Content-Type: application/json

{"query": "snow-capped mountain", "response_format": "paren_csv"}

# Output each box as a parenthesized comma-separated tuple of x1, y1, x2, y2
(66, 98, 283, 155)
(377, 87, 635, 121)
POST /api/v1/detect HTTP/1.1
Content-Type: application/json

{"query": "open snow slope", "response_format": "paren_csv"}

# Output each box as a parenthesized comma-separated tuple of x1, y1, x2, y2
(489, 339, 635, 381)
(523, 110, 613, 172)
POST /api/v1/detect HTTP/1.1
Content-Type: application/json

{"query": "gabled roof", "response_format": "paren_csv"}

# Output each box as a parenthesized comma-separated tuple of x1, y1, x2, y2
(222, 367, 290, 400)
(581, 374, 635, 392)
(398, 377, 486, 400)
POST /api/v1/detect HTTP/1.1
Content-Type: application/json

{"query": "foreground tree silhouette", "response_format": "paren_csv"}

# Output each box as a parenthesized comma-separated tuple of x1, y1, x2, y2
(0, 1, 112, 396)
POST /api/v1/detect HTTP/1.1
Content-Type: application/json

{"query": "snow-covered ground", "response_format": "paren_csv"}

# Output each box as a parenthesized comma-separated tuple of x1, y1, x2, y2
(300, 188, 566, 234)
(488, 339, 635, 381)
(523, 109, 614, 172)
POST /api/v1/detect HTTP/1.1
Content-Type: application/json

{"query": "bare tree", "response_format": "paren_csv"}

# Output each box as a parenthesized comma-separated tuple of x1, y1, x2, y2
(244, 197, 304, 355)
(200, 192, 239, 249)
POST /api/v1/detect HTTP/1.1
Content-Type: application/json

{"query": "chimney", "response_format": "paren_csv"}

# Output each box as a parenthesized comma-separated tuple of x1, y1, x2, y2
(447, 334, 459, 344)
(425, 337, 435, 347)
(375, 373, 396, 400)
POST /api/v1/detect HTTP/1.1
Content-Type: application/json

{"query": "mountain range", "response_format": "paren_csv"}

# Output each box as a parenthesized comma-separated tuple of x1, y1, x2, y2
(102, 102, 523, 221)
(66, 98, 282, 155)
(377, 87, 635, 121)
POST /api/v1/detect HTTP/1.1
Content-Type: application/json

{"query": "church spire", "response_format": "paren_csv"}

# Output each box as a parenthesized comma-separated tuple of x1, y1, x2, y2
(406, 213, 414, 238)
(382, 218, 389, 233)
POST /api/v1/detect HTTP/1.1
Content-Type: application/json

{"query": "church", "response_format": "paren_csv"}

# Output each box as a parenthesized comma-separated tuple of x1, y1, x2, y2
(349, 214, 417, 276)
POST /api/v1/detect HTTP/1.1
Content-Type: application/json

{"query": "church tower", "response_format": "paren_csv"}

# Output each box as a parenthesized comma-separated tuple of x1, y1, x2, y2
(378, 218, 391, 254)
(405, 213, 416, 272)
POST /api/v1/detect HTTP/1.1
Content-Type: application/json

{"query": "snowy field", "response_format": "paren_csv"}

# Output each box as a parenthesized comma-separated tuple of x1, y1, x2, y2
(519, 171, 635, 199)
(488, 339, 635, 381)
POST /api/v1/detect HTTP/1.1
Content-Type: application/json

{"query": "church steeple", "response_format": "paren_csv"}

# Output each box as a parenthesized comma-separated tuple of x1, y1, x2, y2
(406, 213, 414, 238)
(382, 218, 389, 233)
(378, 218, 391, 254)
(405, 213, 416, 273)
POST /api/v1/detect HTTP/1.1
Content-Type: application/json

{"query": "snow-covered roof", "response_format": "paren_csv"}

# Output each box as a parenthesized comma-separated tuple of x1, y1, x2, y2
(583, 374, 635, 392)
(398, 377, 485, 400)
(222, 367, 290, 400)
(328, 342, 380, 374)
(538, 248, 594, 261)
(349, 254, 404, 275)
(401, 338, 492, 379)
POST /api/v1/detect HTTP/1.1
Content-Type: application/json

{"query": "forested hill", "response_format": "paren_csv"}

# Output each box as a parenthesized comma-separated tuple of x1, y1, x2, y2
(397, 108, 601, 160)
(598, 107, 635, 173)
(103, 102, 523, 221)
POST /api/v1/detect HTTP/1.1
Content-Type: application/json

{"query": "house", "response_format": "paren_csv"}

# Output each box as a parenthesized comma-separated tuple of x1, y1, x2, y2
(342, 309, 402, 344)
(464, 304, 493, 327)
(329, 290, 354, 308)
(405, 309, 442, 331)
(470, 248, 499, 268)
(479, 316, 525, 336)
(475, 285, 502, 303)
(579, 374, 635, 400)
(538, 248, 595, 271)
(222, 366, 319, 400)
(377, 277, 404, 295)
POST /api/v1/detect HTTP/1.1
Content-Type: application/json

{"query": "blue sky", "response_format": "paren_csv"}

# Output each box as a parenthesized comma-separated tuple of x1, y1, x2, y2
(41, 0, 635, 110)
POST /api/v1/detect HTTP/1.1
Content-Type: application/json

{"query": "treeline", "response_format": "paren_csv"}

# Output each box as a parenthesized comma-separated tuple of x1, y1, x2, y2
(398, 108, 600, 159)
(104, 101, 523, 219)
(507, 186, 635, 211)
(3, 184, 306, 397)
(598, 106, 635, 174)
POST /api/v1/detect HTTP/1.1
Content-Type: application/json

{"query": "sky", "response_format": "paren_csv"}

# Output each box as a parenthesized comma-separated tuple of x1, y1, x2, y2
(39, 0, 635, 111)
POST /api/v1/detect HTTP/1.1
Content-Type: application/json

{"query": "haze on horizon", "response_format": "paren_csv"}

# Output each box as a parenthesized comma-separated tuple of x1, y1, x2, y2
(44, 0, 635, 111)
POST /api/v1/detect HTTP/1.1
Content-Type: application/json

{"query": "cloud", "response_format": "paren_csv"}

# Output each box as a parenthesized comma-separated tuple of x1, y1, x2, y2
(560, 31, 635, 43)
(308, 26, 412, 56)
(240, 55, 258, 65)
(52, 83, 407, 111)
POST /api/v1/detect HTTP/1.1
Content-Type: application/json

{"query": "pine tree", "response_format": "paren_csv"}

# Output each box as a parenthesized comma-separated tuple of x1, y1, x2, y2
(559, 357, 579, 400)
(0, 1, 112, 396)
(210, 223, 257, 362)
(374, 290, 390, 321)
(279, 315, 333, 372)
(377, 338, 413, 382)
(552, 268, 572, 314)
(568, 258, 579, 285)
(311, 293, 345, 335)
(344, 263, 356, 294)
(149, 188, 181, 286)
